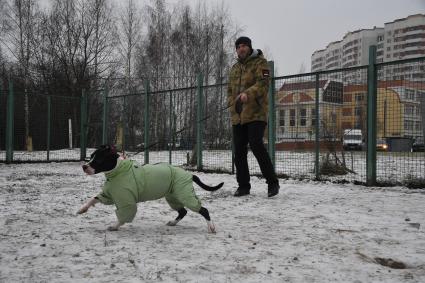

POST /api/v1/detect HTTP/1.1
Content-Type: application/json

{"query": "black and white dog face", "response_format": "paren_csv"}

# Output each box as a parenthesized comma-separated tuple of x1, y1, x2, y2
(82, 145, 119, 175)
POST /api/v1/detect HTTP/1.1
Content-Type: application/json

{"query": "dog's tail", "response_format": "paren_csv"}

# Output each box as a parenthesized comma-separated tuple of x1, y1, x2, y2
(192, 175, 223, 191)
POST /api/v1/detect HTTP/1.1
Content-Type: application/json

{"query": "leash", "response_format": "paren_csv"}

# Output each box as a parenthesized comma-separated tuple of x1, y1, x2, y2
(125, 101, 235, 159)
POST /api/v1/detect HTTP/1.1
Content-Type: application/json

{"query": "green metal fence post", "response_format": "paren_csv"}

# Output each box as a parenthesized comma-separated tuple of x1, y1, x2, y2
(47, 96, 51, 161)
(367, 46, 377, 186)
(315, 73, 320, 180)
(144, 80, 150, 164)
(102, 87, 108, 145)
(169, 91, 172, 164)
(267, 61, 276, 168)
(80, 89, 88, 161)
(123, 95, 127, 152)
(196, 73, 203, 171)
(6, 78, 14, 163)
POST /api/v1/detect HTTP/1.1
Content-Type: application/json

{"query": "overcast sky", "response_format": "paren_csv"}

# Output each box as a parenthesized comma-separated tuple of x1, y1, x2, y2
(170, 0, 424, 76)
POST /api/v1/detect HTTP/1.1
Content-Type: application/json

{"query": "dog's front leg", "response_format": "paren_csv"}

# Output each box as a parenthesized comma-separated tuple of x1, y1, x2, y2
(107, 221, 123, 231)
(77, 197, 99, 214)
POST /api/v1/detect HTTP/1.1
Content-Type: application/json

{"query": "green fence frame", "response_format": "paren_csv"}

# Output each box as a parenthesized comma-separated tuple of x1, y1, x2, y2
(6, 79, 14, 163)
(268, 61, 276, 168)
(2, 53, 425, 187)
(196, 73, 204, 171)
(366, 46, 377, 185)
(80, 89, 88, 161)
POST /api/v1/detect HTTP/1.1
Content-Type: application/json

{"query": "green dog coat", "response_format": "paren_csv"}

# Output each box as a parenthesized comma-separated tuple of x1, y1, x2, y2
(95, 159, 202, 224)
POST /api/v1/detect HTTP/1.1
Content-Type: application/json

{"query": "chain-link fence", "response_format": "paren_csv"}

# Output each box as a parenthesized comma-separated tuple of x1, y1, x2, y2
(375, 58, 425, 183)
(0, 84, 83, 162)
(0, 87, 6, 161)
(1, 54, 424, 186)
(274, 67, 369, 182)
(104, 80, 232, 172)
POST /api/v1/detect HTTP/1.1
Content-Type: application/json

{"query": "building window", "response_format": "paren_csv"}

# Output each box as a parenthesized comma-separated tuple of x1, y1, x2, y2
(417, 91, 425, 102)
(355, 93, 364, 102)
(406, 89, 415, 100)
(279, 110, 285, 127)
(404, 120, 414, 131)
(405, 105, 414, 116)
(311, 108, 316, 126)
(290, 109, 296, 127)
(331, 112, 337, 123)
(300, 108, 307, 126)
(355, 107, 362, 117)
(415, 121, 421, 131)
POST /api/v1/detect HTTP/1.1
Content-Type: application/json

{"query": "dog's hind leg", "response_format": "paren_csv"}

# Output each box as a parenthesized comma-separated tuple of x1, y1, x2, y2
(199, 207, 216, 233)
(166, 208, 187, 226)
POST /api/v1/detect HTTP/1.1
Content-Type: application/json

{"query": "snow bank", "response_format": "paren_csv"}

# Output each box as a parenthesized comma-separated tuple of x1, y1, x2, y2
(0, 162, 424, 282)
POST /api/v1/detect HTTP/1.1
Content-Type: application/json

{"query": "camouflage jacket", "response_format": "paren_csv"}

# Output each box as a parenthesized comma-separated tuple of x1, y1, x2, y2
(227, 49, 270, 125)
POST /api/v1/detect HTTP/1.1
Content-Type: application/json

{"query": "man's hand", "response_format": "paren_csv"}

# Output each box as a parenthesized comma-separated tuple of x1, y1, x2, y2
(237, 93, 248, 103)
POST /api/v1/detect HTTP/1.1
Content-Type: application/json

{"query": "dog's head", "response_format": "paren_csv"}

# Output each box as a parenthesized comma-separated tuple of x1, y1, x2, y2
(82, 144, 120, 175)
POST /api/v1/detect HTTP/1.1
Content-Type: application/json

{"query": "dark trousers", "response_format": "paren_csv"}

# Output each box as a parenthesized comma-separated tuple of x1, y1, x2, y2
(233, 121, 278, 190)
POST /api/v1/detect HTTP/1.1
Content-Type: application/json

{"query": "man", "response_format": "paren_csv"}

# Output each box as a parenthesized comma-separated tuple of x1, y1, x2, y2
(227, 36, 280, 197)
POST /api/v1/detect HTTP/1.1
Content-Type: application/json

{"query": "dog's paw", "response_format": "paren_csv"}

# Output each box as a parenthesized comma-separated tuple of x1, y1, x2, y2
(166, 220, 178, 226)
(77, 206, 88, 214)
(207, 222, 216, 234)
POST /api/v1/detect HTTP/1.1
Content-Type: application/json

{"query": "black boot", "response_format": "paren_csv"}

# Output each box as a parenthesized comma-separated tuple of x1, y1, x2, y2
(268, 183, 279, 197)
(234, 188, 250, 197)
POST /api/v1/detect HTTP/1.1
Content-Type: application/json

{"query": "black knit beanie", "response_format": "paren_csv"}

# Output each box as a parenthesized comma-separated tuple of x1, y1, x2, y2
(235, 36, 252, 49)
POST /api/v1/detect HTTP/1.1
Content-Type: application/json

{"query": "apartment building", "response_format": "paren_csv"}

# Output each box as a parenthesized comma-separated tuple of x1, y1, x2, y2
(311, 27, 384, 82)
(311, 14, 425, 82)
(311, 27, 384, 72)
(379, 14, 425, 81)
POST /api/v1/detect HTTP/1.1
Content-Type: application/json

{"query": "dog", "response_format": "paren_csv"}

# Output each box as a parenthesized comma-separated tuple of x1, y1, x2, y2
(77, 145, 223, 233)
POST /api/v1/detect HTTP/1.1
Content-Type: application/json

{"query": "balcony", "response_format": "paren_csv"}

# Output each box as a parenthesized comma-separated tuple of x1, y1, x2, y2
(402, 29, 425, 37)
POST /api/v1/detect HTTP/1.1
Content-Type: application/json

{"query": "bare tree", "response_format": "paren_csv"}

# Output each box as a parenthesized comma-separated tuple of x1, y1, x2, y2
(117, 0, 142, 93)
(1, 0, 39, 150)
(116, 0, 143, 149)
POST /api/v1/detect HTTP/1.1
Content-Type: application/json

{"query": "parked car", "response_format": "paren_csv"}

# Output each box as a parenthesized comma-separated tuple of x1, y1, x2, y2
(412, 137, 424, 152)
(343, 129, 363, 150)
(376, 138, 388, 151)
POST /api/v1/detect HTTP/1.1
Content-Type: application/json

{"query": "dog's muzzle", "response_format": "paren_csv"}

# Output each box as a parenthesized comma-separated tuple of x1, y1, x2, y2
(82, 163, 95, 175)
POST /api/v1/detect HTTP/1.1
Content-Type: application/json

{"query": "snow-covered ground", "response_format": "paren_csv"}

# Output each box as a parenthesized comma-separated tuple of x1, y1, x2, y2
(0, 161, 424, 282)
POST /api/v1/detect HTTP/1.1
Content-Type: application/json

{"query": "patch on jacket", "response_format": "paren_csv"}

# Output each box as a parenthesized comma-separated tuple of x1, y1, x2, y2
(262, 69, 270, 78)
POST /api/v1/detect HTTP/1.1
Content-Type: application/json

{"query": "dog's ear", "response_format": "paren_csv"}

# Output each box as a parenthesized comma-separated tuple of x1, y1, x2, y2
(109, 144, 117, 154)
(99, 144, 117, 154)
